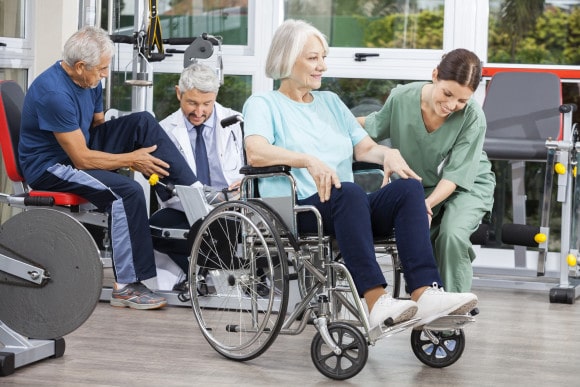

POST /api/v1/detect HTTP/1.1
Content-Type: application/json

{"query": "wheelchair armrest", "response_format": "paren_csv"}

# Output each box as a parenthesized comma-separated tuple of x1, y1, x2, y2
(239, 165, 292, 175)
(353, 161, 383, 171)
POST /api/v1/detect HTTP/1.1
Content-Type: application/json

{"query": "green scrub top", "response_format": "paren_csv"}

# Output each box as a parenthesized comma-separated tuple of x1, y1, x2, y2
(364, 82, 492, 194)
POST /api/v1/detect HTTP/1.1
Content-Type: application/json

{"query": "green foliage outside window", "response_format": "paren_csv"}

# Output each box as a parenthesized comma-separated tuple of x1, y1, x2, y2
(362, 8, 444, 49)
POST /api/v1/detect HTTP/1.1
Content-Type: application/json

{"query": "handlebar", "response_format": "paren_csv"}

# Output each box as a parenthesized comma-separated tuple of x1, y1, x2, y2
(109, 34, 221, 47)
(220, 114, 244, 128)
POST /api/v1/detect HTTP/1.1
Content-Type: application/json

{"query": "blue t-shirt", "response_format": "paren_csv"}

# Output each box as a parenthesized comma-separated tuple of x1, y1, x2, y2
(242, 90, 368, 200)
(19, 61, 103, 184)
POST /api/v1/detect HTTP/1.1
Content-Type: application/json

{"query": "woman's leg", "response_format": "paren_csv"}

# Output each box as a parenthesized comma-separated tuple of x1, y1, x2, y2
(433, 191, 490, 292)
(298, 182, 418, 327)
(369, 179, 441, 293)
(298, 182, 385, 295)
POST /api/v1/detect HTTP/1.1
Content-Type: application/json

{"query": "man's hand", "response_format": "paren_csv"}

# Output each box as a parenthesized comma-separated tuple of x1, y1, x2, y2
(129, 145, 170, 177)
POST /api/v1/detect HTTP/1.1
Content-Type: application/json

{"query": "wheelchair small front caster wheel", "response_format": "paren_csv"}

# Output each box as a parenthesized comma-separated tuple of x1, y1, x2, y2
(310, 322, 368, 380)
(410, 329, 465, 368)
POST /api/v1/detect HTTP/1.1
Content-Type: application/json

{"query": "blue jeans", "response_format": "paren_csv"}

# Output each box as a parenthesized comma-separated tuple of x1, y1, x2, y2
(297, 179, 441, 296)
(30, 112, 197, 284)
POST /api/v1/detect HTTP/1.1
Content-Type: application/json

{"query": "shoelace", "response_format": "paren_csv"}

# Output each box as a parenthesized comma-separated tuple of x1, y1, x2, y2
(429, 282, 446, 293)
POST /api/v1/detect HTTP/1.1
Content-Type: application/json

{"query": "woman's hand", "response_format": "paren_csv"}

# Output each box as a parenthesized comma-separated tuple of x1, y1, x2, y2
(382, 148, 422, 182)
(425, 199, 433, 227)
(305, 156, 341, 202)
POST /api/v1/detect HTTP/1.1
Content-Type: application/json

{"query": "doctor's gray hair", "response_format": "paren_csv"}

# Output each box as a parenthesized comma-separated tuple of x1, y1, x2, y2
(63, 26, 114, 69)
(178, 63, 220, 94)
(265, 19, 329, 80)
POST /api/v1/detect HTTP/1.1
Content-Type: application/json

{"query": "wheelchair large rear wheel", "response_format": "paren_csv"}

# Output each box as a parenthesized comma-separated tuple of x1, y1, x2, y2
(189, 201, 289, 361)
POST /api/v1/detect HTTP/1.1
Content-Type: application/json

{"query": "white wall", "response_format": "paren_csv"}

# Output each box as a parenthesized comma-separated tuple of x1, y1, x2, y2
(31, 0, 78, 80)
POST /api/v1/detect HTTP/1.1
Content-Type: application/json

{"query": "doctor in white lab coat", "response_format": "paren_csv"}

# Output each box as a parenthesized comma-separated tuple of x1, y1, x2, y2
(158, 63, 244, 211)
(154, 63, 244, 289)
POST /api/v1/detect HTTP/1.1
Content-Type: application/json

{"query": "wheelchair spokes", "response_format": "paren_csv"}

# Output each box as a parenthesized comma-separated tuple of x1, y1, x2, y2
(189, 201, 289, 361)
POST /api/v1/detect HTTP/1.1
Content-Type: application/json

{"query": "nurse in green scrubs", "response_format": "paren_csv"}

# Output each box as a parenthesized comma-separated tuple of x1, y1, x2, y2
(358, 48, 496, 293)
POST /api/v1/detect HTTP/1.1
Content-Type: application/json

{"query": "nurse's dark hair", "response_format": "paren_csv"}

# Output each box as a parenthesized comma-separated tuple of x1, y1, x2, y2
(436, 48, 483, 92)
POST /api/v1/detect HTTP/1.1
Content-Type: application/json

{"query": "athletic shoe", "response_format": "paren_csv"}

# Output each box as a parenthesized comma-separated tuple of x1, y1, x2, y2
(110, 283, 167, 310)
(368, 293, 418, 328)
(414, 283, 478, 327)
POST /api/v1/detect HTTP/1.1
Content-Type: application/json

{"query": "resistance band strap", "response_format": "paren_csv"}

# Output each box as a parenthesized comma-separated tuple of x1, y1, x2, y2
(146, 0, 164, 59)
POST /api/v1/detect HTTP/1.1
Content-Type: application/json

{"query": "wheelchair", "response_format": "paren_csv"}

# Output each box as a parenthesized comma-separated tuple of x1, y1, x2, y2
(169, 165, 476, 380)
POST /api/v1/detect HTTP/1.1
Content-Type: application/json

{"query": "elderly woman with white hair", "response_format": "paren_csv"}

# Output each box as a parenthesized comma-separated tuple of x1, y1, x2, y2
(242, 19, 479, 329)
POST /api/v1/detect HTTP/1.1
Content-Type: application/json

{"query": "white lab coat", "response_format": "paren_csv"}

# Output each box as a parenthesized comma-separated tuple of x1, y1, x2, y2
(158, 102, 244, 210)
(153, 103, 244, 290)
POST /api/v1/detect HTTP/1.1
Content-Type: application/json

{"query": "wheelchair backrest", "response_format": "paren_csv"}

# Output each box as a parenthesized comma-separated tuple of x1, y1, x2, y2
(0, 80, 26, 183)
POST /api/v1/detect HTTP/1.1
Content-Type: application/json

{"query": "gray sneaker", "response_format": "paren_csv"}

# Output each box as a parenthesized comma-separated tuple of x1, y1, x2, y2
(110, 283, 167, 310)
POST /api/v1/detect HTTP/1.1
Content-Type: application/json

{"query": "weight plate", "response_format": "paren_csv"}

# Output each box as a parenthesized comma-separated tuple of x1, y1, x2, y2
(0, 209, 102, 339)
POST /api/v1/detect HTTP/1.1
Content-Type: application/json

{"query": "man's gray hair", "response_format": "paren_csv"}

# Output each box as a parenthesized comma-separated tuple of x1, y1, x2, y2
(265, 19, 329, 80)
(178, 63, 220, 94)
(62, 26, 115, 68)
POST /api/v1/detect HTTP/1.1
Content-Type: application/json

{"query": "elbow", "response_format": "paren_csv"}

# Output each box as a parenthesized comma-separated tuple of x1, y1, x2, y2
(245, 152, 266, 167)
(71, 159, 88, 170)
(69, 153, 94, 170)
(244, 141, 267, 167)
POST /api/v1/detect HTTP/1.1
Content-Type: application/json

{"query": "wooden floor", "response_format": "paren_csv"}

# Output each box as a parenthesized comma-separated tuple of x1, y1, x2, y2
(3, 285, 580, 386)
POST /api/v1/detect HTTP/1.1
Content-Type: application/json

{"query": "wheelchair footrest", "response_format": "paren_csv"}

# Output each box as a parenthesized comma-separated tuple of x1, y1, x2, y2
(368, 317, 420, 342)
(419, 315, 475, 331)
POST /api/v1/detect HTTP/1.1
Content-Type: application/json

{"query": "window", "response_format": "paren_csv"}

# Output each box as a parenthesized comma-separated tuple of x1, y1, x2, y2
(109, 0, 249, 45)
(488, 0, 580, 65)
(285, 0, 445, 49)
(0, 0, 25, 38)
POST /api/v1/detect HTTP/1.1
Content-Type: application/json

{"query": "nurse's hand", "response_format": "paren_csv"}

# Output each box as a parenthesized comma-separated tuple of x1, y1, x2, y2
(425, 199, 433, 227)
(382, 148, 421, 182)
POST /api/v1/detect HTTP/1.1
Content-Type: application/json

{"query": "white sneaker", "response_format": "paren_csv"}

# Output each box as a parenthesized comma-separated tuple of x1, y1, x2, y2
(368, 294, 418, 328)
(414, 283, 478, 327)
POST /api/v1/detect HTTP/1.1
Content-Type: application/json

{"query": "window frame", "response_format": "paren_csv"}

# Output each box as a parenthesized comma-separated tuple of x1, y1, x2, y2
(0, 0, 34, 74)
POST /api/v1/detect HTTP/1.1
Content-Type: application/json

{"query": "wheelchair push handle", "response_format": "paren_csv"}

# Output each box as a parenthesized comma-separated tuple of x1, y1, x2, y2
(221, 114, 244, 128)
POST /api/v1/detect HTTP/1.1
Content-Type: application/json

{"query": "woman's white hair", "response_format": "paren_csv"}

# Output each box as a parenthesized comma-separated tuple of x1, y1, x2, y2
(62, 26, 114, 68)
(265, 19, 329, 80)
(178, 63, 220, 94)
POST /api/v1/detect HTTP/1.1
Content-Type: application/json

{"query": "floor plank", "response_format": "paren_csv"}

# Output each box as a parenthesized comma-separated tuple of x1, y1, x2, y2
(2, 286, 580, 386)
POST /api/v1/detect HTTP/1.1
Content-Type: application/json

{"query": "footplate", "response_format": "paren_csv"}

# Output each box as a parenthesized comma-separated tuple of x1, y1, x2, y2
(368, 317, 421, 342)
(420, 315, 475, 331)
